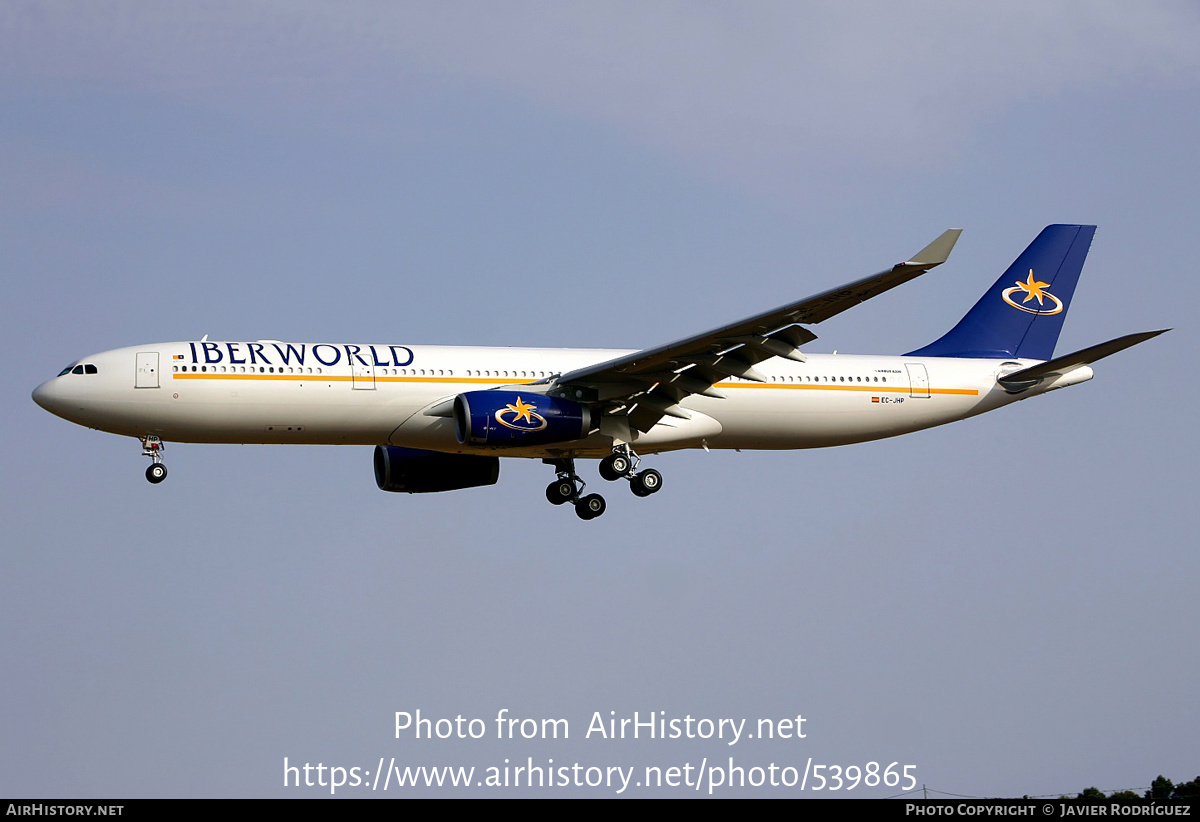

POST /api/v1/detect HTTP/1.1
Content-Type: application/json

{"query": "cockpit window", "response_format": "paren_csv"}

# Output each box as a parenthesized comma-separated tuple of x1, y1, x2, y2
(58, 365, 75, 376)
(84, 364, 97, 374)
(72, 365, 85, 375)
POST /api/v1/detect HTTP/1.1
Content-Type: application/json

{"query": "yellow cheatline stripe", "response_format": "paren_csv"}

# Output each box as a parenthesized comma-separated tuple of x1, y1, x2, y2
(171, 372, 977, 395)
(712, 381, 978, 396)
(173, 373, 531, 385)
(376, 377, 527, 384)
(175, 373, 322, 381)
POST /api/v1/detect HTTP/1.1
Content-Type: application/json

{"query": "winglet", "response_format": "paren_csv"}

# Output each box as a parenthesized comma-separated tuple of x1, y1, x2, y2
(904, 229, 962, 267)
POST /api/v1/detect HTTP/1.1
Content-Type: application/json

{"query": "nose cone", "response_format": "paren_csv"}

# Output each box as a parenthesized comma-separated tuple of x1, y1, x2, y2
(32, 378, 68, 417)
(32, 379, 52, 410)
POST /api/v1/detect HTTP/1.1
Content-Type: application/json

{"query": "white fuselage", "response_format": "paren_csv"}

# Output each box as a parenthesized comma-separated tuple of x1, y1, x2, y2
(32, 340, 1089, 459)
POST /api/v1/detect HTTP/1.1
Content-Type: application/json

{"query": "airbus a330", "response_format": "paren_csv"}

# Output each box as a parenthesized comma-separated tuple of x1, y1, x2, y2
(33, 224, 1166, 520)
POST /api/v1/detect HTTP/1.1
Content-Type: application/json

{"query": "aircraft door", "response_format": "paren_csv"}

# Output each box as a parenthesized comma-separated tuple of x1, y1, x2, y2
(135, 352, 160, 388)
(351, 361, 376, 390)
(905, 363, 930, 398)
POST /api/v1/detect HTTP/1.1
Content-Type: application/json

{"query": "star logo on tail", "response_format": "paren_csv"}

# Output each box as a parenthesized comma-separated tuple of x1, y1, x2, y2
(1001, 269, 1064, 315)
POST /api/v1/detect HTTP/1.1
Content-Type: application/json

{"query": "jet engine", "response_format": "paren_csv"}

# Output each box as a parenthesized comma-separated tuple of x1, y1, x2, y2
(373, 445, 499, 493)
(453, 391, 591, 446)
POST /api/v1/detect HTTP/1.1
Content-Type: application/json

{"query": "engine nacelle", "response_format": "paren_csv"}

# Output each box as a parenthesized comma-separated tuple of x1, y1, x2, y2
(454, 391, 592, 447)
(373, 445, 499, 493)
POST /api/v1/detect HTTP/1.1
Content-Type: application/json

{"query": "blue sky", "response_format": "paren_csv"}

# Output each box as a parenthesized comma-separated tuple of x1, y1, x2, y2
(3, 1, 1197, 797)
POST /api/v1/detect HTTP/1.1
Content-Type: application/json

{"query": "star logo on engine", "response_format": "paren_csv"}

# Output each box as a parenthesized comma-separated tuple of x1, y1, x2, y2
(495, 396, 549, 432)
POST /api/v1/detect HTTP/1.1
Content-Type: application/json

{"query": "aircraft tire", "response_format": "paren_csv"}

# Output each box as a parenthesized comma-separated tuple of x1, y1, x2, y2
(546, 479, 575, 505)
(575, 494, 606, 520)
(146, 464, 168, 484)
(630, 469, 661, 497)
(599, 453, 630, 481)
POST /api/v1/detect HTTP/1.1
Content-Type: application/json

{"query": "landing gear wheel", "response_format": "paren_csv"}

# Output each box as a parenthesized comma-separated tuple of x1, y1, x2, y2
(630, 468, 661, 497)
(599, 453, 632, 481)
(575, 494, 606, 520)
(546, 479, 575, 505)
(146, 463, 168, 484)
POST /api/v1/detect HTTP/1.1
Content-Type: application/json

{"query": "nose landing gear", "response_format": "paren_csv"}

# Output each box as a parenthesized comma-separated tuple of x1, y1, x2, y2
(141, 435, 167, 484)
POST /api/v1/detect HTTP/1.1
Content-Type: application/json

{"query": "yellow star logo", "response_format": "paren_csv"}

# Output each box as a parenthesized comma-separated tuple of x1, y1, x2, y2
(1013, 269, 1051, 305)
(505, 396, 537, 423)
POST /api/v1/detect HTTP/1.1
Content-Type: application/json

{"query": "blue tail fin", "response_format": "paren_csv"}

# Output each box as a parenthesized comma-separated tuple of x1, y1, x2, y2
(905, 224, 1096, 360)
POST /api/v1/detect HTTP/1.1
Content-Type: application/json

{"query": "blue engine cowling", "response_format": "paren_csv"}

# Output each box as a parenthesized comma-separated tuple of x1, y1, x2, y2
(373, 445, 499, 493)
(454, 391, 592, 446)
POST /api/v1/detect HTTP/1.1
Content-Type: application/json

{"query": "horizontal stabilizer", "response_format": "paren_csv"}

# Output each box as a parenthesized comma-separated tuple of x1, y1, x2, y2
(998, 329, 1169, 389)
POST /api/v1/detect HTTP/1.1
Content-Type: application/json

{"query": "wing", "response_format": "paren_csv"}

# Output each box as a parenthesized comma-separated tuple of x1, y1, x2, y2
(552, 229, 962, 433)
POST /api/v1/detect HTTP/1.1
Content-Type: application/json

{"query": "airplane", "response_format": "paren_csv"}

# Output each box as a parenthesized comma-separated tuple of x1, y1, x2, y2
(32, 224, 1166, 520)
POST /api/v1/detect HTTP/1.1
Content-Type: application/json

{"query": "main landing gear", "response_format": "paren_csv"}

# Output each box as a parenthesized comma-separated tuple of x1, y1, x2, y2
(141, 435, 168, 484)
(544, 447, 663, 520)
(544, 458, 606, 520)
(599, 445, 662, 498)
